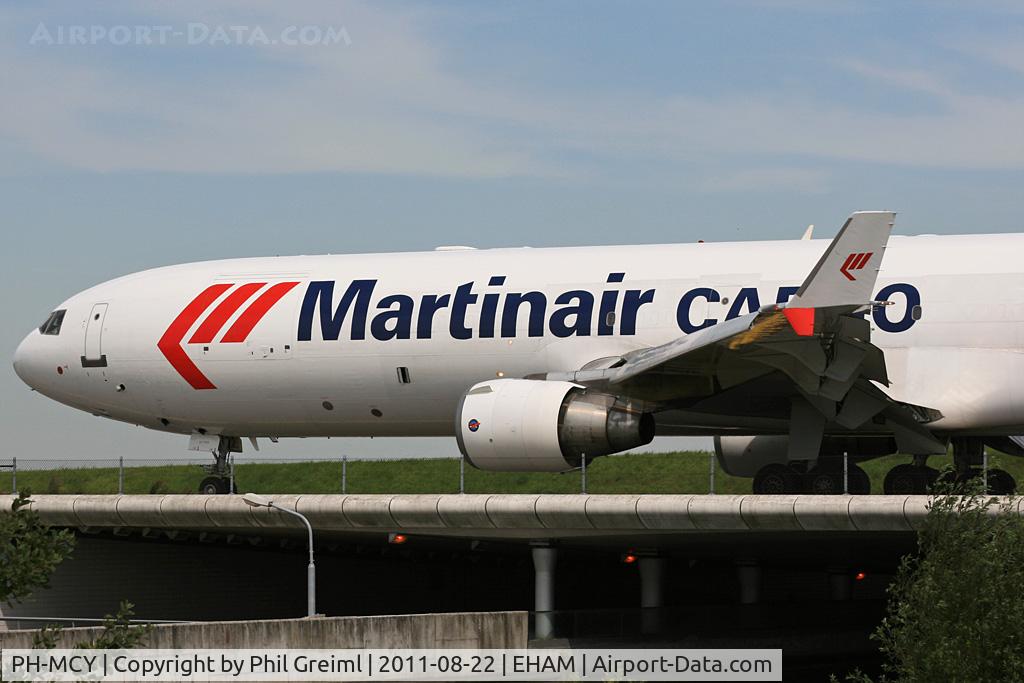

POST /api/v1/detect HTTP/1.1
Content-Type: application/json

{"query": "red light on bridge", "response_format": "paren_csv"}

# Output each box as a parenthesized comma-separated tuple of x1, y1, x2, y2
(388, 533, 408, 545)
(855, 571, 867, 581)
(622, 553, 637, 564)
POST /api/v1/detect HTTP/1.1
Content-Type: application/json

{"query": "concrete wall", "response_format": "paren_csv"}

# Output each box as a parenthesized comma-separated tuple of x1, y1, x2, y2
(0, 611, 527, 649)
(0, 536, 537, 627)
(0, 535, 313, 625)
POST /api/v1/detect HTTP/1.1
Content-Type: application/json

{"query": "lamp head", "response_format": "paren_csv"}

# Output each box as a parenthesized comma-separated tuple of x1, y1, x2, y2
(242, 493, 272, 508)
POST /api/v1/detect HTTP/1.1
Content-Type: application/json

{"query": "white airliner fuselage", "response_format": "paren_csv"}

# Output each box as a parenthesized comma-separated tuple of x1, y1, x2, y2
(13, 227, 1024, 492)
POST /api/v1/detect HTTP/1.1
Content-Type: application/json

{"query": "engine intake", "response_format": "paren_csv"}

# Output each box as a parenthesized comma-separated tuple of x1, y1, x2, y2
(456, 379, 654, 471)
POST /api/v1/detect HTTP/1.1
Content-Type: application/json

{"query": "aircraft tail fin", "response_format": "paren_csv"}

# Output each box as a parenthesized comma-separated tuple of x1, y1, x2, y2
(788, 211, 895, 310)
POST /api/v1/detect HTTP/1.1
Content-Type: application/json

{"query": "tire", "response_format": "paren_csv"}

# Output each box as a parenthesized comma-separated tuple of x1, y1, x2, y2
(933, 468, 963, 491)
(753, 464, 802, 494)
(934, 467, 1010, 494)
(988, 469, 1016, 495)
(805, 467, 843, 495)
(805, 464, 871, 494)
(883, 464, 929, 494)
(198, 476, 232, 495)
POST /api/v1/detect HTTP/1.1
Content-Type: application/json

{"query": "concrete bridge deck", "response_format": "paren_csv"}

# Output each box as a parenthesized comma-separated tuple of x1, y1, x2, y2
(2, 493, 947, 656)
(4, 493, 953, 539)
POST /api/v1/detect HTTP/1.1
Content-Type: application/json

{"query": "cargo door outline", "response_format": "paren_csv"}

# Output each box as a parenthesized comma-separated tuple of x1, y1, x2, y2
(82, 303, 109, 368)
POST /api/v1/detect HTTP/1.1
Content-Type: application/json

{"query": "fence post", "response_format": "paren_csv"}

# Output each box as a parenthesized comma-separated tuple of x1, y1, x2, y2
(229, 455, 235, 494)
(11, 457, 16, 494)
(581, 453, 587, 495)
(843, 451, 849, 495)
(341, 454, 347, 494)
(459, 456, 465, 494)
(709, 451, 716, 495)
(118, 456, 124, 495)
(983, 449, 989, 492)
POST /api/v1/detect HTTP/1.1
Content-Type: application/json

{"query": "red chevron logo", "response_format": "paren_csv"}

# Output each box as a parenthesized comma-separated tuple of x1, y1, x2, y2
(840, 252, 873, 281)
(157, 282, 299, 389)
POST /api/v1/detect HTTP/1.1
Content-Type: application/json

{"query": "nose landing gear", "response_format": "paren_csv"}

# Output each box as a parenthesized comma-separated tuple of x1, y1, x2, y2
(197, 436, 241, 495)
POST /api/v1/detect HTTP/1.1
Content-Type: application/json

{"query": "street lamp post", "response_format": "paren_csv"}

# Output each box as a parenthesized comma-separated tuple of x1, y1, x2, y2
(242, 493, 317, 617)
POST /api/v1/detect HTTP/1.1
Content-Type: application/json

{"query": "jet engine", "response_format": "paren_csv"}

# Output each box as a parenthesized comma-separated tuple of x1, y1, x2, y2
(456, 378, 655, 471)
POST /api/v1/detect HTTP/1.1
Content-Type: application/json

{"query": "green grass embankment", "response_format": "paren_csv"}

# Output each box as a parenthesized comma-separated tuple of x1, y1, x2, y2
(3, 451, 1021, 496)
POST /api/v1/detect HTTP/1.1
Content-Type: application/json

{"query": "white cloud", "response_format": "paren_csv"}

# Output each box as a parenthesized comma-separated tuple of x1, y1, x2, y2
(837, 59, 958, 99)
(4, 1, 1024, 184)
(0, 1, 573, 178)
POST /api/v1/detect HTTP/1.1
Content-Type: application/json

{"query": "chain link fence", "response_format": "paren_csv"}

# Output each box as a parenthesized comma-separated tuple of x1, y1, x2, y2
(0, 451, 725, 496)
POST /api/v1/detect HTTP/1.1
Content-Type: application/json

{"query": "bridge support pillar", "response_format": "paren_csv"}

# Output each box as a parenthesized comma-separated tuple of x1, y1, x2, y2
(736, 560, 762, 605)
(639, 556, 667, 635)
(829, 567, 852, 601)
(531, 545, 557, 639)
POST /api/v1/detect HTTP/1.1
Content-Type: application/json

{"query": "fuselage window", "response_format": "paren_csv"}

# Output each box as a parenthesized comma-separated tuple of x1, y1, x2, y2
(39, 310, 67, 335)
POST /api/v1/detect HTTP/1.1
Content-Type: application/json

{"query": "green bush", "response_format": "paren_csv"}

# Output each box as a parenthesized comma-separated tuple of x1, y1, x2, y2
(0, 491, 75, 605)
(847, 483, 1024, 681)
(33, 601, 152, 649)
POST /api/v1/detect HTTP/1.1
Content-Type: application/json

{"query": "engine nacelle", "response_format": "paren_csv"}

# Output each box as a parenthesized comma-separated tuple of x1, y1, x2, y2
(456, 379, 655, 472)
(714, 436, 789, 477)
(715, 435, 899, 477)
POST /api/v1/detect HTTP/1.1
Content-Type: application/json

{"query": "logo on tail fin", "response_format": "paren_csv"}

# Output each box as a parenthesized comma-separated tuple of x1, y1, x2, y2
(839, 252, 873, 281)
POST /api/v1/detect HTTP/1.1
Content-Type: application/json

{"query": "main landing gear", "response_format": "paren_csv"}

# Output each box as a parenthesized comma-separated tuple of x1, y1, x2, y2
(937, 437, 1017, 495)
(198, 436, 240, 495)
(877, 460, 1015, 495)
(752, 439, 1019, 496)
(881, 459, 938, 494)
(876, 442, 1017, 495)
(752, 460, 870, 495)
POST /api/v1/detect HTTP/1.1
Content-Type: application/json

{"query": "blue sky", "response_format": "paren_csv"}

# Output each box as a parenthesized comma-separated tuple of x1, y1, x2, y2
(3, 1, 1024, 464)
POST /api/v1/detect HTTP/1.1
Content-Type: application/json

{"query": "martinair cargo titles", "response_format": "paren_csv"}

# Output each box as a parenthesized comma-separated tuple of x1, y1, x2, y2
(13, 212, 1024, 494)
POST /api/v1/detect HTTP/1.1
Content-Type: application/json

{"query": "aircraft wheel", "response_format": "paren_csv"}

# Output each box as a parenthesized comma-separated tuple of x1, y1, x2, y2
(198, 476, 233, 494)
(883, 464, 930, 495)
(805, 467, 843, 495)
(988, 469, 1016, 495)
(934, 467, 980, 493)
(753, 464, 802, 495)
(805, 464, 871, 494)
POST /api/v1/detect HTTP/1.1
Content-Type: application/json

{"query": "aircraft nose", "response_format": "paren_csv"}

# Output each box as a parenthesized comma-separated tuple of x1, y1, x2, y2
(13, 331, 42, 389)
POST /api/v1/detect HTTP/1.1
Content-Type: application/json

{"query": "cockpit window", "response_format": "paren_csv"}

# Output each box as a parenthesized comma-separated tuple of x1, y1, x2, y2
(39, 310, 66, 335)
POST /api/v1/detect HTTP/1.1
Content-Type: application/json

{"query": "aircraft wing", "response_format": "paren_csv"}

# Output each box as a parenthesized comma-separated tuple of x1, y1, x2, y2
(541, 211, 944, 450)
